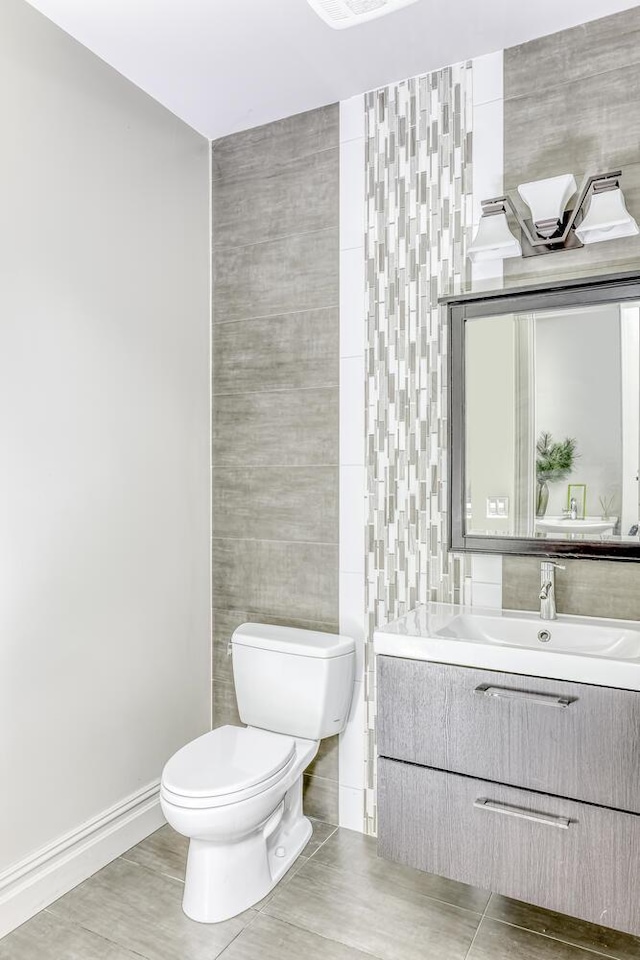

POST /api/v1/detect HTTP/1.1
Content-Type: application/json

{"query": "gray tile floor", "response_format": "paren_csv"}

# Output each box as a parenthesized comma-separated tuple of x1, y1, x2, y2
(3, 821, 640, 959)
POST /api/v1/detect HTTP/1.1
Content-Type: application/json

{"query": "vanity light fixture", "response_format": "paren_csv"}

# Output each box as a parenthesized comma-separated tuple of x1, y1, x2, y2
(306, 0, 419, 29)
(575, 185, 640, 244)
(468, 171, 638, 261)
(466, 203, 522, 262)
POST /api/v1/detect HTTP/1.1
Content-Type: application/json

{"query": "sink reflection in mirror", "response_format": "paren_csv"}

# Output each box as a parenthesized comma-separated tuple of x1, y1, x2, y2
(464, 298, 640, 543)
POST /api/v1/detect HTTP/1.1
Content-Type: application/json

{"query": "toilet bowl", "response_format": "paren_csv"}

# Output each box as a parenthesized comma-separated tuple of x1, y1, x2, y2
(160, 624, 355, 923)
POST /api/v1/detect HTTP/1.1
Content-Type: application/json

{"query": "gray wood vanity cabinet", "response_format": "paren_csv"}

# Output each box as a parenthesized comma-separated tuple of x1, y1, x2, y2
(377, 655, 640, 936)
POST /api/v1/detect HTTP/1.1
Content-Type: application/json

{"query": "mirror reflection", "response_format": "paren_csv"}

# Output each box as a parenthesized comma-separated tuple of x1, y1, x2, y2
(465, 300, 640, 541)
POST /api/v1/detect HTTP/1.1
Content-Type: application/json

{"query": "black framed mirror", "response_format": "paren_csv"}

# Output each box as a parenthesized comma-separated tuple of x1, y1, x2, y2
(444, 271, 640, 560)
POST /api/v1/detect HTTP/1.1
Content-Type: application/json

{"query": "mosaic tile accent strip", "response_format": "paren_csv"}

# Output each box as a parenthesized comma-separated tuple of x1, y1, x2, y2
(364, 63, 474, 834)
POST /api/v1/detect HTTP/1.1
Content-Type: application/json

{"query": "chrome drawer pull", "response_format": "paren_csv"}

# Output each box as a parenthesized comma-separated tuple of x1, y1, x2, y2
(474, 798, 571, 830)
(474, 684, 573, 708)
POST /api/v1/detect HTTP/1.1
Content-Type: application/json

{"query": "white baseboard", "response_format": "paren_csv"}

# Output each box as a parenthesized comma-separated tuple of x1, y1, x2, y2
(0, 780, 165, 939)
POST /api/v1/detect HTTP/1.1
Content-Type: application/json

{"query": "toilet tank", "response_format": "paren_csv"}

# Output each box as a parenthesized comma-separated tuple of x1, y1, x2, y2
(231, 624, 356, 740)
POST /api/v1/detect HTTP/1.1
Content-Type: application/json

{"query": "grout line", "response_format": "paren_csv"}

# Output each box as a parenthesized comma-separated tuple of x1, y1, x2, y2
(462, 893, 491, 960)
(117, 854, 185, 886)
(253, 910, 385, 960)
(215, 910, 263, 959)
(213, 304, 339, 325)
(305, 823, 339, 861)
(303, 772, 339, 784)
(211, 536, 338, 546)
(211, 463, 340, 468)
(213, 224, 338, 254)
(212, 382, 339, 399)
(112, 855, 184, 887)
(214, 305, 339, 327)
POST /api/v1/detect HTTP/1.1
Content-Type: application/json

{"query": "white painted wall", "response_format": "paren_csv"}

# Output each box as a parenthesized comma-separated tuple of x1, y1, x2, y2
(0, 0, 210, 897)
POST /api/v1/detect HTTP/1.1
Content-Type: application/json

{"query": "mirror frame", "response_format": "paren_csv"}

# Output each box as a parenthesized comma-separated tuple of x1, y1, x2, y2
(443, 270, 640, 560)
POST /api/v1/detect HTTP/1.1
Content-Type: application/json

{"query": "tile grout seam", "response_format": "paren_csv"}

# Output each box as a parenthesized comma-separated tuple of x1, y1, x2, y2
(214, 224, 338, 254)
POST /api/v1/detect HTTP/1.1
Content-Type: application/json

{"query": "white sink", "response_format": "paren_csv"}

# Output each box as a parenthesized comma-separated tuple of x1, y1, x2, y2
(535, 516, 617, 536)
(374, 603, 640, 690)
(436, 611, 640, 658)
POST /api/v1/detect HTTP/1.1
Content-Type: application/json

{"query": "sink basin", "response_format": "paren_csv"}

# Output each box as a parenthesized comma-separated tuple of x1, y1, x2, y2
(436, 611, 640, 659)
(535, 516, 617, 535)
(374, 603, 640, 690)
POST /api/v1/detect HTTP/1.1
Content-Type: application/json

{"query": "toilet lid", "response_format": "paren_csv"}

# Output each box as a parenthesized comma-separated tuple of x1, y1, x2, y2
(161, 725, 296, 800)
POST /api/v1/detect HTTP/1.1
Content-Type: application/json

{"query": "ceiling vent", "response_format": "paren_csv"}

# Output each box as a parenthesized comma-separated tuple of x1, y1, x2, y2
(307, 0, 419, 29)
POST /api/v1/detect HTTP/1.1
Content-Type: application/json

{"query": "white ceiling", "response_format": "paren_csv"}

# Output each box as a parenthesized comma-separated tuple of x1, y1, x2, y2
(26, 0, 640, 140)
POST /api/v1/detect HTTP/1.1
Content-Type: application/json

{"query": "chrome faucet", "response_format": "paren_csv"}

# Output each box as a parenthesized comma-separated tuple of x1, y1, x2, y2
(539, 561, 565, 620)
(569, 497, 578, 521)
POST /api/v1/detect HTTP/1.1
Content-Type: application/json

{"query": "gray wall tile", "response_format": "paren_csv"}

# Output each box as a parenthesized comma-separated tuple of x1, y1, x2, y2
(502, 556, 640, 620)
(213, 466, 338, 542)
(302, 776, 339, 823)
(213, 387, 338, 467)
(212, 679, 241, 728)
(213, 148, 339, 249)
(504, 7, 640, 101)
(212, 104, 339, 181)
(213, 538, 338, 625)
(212, 309, 339, 395)
(211, 105, 340, 823)
(504, 64, 640, 189)
(214, 228, 338, 323)
(306, 735, 339, 782)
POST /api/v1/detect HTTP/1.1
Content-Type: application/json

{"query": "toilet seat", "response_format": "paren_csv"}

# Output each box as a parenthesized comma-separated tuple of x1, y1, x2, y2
(161, 725, 297, 810)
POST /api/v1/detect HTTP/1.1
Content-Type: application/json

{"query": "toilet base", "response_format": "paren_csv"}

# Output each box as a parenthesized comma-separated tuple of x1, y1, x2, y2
(181, 779, 312, 924)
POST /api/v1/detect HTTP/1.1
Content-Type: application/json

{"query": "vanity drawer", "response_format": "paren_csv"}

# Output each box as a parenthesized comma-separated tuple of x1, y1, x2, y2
(378, 758, 640, 936)
(377, 656, 640, 813)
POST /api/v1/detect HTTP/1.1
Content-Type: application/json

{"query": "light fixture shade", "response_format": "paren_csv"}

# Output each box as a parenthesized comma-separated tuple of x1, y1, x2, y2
(517, 174, 577, 233)
(467, 213, 522, 262)
(574, 187, 639, 244)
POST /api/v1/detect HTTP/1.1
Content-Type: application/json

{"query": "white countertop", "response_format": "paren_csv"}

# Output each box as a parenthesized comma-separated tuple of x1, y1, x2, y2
(373, 602, 640, 691)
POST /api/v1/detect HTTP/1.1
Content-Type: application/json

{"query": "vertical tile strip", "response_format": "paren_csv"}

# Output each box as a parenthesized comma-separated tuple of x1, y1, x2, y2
(363, 63, 474, 834)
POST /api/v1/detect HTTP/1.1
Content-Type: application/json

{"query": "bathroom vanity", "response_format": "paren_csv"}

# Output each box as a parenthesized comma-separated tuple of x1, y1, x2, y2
(374, 605, 640, 936)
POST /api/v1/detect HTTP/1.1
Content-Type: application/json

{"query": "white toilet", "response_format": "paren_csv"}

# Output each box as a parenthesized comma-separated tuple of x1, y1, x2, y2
(160, 623, 355, 924)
